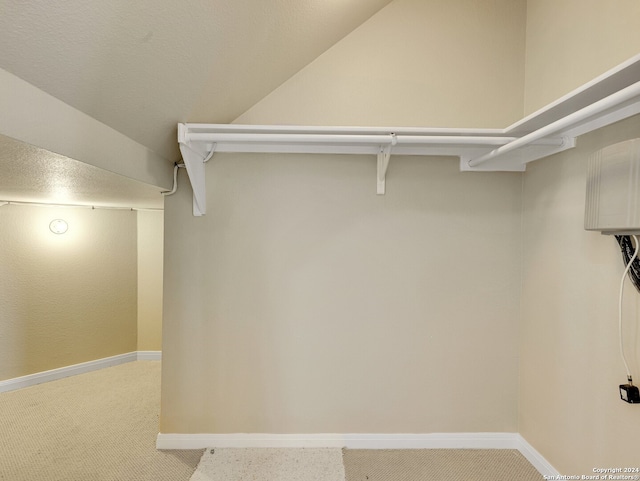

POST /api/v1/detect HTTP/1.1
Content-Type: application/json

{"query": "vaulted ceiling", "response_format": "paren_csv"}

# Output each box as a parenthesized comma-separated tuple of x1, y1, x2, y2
(0, 0, 393, 162)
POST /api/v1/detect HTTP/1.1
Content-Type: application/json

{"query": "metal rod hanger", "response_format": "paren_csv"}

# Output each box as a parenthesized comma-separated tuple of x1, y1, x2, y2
(0, 199, 162, 212)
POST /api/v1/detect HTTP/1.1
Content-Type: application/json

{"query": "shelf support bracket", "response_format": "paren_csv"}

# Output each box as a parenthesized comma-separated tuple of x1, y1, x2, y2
(377, 144, 392, 195)
(178, 123, 212, 216)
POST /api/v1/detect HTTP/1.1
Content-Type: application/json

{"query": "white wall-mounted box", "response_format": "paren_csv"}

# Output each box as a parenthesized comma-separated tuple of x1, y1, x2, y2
(585, 139, 640, 235)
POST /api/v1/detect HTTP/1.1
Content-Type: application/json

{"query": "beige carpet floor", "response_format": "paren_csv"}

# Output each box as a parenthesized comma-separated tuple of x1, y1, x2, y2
(343, 449, 542, 481)
(190, 448, 346, 481)
(0, 361, 202, 481)
(0, 361, 543, 481)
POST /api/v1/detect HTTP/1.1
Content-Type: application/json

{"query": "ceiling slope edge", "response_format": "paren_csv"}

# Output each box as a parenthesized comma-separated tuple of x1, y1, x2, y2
(0, 68, 174, 190)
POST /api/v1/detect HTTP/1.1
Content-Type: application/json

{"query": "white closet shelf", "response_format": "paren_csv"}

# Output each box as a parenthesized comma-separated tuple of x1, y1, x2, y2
(178, 53, 640, 216)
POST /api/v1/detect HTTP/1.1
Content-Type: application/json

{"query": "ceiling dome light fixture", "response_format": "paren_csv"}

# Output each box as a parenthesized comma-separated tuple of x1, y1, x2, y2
(49, 219, 68, 235)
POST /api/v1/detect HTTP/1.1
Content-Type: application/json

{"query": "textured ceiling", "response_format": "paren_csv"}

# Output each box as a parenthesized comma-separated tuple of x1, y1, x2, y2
(0, 0, 392, 207)
(0, 0, 393, 161)
(0, 135, 164, 209)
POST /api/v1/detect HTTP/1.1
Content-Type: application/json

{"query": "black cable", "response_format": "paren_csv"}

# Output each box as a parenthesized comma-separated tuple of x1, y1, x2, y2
(615, 235, 640, 293)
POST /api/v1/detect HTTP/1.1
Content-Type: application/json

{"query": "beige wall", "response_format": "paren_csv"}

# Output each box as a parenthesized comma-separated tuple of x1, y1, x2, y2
(520, 1, 640, 473)
(236, 0, 526, 128)
(0, 205, 138, 381)
(159, 0, 640, 470)
(524, 0, 640, 115)
(520, 115, 640, 474)
(137, 210, 164, 351)
(161, 0, 527, 435)
(161, 156, 522, 434)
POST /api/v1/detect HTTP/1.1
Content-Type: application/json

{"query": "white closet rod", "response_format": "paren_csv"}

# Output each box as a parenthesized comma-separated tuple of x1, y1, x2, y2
(187, 133, 395, 144)
(468, 80, 640, 167)
(185, 132, 565, 147)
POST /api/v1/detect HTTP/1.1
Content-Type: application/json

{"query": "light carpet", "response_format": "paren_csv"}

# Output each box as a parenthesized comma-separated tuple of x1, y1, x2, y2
(343, 449, 542, 481)
(0, 361, 202, 481)
(190, 448, 346, 481)
(0, 361, 542, 481)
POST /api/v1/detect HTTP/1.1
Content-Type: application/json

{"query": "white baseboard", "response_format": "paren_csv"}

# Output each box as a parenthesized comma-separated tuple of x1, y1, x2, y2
(156, 432, 519, 450)
(345, 432, 518, 449)
(156, 432, 559, 477)
(137, 351, 162, 361)
(0, 351, 161, 393)
(515, 434, 560, 478)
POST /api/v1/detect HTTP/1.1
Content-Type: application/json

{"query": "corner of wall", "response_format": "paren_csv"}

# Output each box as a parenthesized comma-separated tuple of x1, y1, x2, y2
(137, 210, 164, 352)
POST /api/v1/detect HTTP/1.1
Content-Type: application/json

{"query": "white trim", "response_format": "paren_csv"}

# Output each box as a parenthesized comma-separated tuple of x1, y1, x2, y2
(0, 351, 162, 393)
(137, 351, 162, 361)
(343, 432, 518, 449)
(156, 432, 520, 451)
(0, 352, 136, 393)
(515, 434, 560, 478)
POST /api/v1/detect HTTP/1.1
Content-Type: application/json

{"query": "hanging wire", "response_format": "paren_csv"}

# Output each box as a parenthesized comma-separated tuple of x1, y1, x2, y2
(161, 163, 184, 196)
(618, 235, 640, 384)
(615, 235, 640, 293)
